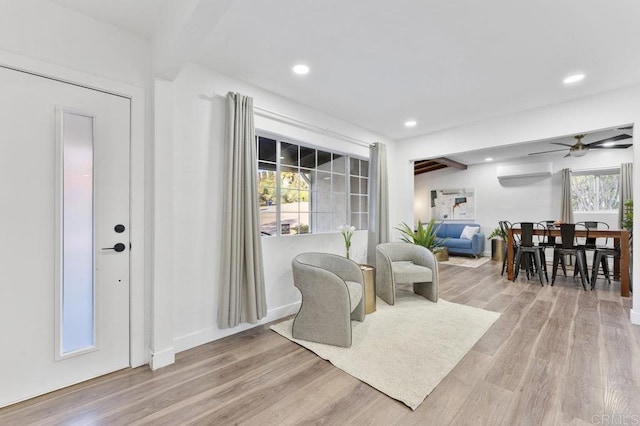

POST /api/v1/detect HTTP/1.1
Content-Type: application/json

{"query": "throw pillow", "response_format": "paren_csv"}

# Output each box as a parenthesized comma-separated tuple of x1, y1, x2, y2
(460, 225, 479, 240)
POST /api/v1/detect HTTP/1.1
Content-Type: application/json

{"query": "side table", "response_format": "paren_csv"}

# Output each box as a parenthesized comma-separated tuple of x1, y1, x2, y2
(359, 264, 376, 314)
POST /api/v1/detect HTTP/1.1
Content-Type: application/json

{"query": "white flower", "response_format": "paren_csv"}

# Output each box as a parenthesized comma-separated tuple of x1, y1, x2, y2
(337, 224, 356, 259)
(337, 224, 356, 238)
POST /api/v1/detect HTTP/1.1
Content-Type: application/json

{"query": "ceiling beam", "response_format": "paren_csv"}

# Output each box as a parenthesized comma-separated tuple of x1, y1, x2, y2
(414, 156, 468, 175)
(153, 0, 233, 80)
(414, 162, 448, 175)
(431, 157, 467, 170)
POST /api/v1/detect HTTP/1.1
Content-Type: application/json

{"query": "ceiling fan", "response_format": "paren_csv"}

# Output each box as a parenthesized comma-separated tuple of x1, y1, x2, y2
(529, 132, 633, 158)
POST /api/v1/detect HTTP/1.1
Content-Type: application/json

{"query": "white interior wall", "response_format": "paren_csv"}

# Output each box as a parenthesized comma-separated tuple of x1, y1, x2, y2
(396, 84, 640, 324)
(158, 63, 393, 356)
(0, 0, 151, 89)
(414, 149, 633, 256)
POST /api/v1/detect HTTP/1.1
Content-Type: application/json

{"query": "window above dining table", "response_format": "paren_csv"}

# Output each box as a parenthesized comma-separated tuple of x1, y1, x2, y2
(571, 168, 620, 212)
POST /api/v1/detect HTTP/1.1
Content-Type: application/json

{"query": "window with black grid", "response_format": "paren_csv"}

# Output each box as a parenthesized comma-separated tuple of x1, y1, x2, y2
(257, 133, 368, 236)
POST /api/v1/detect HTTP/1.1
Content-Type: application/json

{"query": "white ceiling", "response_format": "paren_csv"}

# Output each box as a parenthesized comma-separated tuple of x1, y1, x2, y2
(50, 0, 640, 142)
(51, 0, 163, 39)
(445, 127, 633, 165)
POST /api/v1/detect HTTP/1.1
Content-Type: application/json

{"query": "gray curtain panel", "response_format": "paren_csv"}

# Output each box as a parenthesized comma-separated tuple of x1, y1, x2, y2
(367, 142, 390, 266)
(560, 168, 574, 224)
(619, 162, 633, 228)
(218, 92, 267, 329)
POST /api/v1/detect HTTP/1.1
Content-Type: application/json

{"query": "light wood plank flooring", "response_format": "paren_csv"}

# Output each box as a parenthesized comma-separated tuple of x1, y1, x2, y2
(2, 260, 639, 425)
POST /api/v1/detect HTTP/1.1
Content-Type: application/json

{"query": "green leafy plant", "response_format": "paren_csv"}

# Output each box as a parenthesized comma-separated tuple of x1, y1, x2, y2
(622, 199, 633, 230)
(395, 219, 447, 253)
(488, 226, 507, 241)
(294, 224, 309, 234)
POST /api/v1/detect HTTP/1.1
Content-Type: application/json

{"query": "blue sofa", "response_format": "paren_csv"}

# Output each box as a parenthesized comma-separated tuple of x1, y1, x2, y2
(435, 223, 485, 257)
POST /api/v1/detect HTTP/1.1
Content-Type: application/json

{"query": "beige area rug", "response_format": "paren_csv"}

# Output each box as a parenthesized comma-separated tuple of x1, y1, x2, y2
(270, 290, 500, 410)
(439, 255, 491, 268)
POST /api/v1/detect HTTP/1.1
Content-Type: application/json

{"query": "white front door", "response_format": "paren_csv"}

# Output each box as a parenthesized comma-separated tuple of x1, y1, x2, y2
(0, 66, 130, 407)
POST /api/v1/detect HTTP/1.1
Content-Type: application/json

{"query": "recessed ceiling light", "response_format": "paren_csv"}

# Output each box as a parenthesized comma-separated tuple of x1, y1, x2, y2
(485, 157, 493, 162)
(404, 120, 417, 127)
(563, 73, 585, 84)
(602, 142, 616, 147)
(292, 64, 309, 75)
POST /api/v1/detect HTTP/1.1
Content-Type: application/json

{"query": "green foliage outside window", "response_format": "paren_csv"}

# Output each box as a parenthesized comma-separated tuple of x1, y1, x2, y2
(571, 173, 619, 212)
(259, 170, 311, 205)
(258, 170, 276, 205)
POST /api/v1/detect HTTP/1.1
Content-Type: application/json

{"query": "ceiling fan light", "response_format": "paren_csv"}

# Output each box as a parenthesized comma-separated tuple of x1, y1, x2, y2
(571, 148, 588, 157)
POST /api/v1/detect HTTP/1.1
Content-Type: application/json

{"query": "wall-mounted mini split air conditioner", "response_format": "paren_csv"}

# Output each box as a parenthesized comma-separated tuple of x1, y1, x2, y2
(496, 162, 553, 180)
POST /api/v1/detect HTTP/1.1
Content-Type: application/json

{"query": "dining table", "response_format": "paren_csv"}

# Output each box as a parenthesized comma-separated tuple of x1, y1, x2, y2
(506, 227, 631, 297)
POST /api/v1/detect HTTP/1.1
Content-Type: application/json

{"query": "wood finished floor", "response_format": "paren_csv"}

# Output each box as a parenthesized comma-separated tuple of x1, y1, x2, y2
(2, 260, 639, 425)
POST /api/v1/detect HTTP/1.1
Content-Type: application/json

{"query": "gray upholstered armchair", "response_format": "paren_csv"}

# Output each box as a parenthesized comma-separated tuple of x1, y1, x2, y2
(291, 252, 365, 347)
(376, 243, 439, 305)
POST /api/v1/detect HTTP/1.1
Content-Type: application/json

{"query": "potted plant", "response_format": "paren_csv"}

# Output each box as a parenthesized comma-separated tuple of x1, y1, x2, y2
(396, 219, 449, 261)
(488, 226, 507, 262)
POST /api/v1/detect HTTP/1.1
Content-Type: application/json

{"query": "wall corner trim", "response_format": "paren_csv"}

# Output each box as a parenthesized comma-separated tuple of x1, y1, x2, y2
(149, 347, 176, 370)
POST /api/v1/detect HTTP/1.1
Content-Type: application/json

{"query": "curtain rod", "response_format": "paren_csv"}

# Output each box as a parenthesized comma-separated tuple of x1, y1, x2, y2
(571, 165, 622, 173)
(213, 93, 372, 148)
(252, 105, 372, 148)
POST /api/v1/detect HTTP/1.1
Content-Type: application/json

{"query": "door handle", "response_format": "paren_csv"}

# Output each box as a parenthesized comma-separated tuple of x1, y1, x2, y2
(101, 243, 126, 252)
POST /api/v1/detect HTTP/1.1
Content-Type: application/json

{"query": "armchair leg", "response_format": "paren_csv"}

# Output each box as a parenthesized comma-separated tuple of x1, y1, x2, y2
(413, 281, 437, 302)
(292, 309, 353, 348)
(375, 284, 395, 305)
(351, 299, 365, 321)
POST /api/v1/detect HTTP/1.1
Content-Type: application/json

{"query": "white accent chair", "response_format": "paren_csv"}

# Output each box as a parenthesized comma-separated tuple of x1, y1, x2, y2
(375, 243, 439, 305)
(291, 252, 365, 347)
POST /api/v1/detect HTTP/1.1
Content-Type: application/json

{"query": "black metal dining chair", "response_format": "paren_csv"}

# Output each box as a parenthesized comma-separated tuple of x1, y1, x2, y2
(576, 221, 610, 250)
(539, 221, 558, 248)
(499, 220, 514, 276)
(537, 221, 565, 271)
(512, 222, 546, 285)
(575, 221, 610, 280)
(590, 226, 630, 290)
(551, 223, 589, 290)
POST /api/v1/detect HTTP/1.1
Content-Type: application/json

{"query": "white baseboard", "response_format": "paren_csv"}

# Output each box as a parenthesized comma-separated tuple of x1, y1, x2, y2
(631, 308, 640, 325)
(149, 346, 175, 370)
(173, 301, 302, 353)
